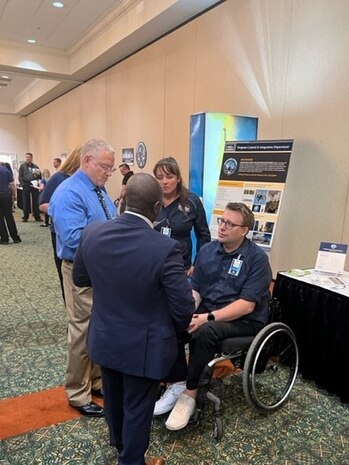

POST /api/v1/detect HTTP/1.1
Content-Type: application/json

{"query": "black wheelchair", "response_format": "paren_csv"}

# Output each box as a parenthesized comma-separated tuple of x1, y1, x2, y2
(191, 298, 299, 441)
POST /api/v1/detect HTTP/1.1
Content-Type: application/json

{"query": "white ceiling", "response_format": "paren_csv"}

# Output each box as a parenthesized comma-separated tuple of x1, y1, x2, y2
(0, 0, 120, 49)
(0, 0, 222, 117)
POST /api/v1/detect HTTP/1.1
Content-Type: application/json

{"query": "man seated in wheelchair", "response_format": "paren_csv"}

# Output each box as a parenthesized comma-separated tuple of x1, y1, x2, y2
(156, 202, 272, 431)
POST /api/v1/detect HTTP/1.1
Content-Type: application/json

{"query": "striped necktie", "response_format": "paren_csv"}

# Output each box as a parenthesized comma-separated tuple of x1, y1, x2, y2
(95, 187, 112, 220)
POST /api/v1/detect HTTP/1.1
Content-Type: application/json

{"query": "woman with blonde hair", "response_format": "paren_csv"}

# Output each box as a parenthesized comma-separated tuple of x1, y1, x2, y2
(39, 146, 82, 302)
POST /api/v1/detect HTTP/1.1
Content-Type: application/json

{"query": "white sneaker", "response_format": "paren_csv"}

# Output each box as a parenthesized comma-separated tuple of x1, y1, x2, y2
(153, 382, 186, 416)
(165, 393, 196, 431)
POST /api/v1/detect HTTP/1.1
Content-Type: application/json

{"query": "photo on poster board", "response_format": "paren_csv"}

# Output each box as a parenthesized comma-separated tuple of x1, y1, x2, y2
(209, 140, 293, 249)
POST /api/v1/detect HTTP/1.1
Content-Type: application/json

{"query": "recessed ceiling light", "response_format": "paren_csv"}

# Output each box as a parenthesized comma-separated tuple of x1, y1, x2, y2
(1, 75, 10, 80)
(53, 2, 64, 7)
(27, 39, 37, 44)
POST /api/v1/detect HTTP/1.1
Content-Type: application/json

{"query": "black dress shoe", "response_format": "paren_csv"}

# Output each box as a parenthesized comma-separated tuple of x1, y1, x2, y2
(91, 388, 104, 398)
(70, 402, 104, 417)
(13, 237, 22, 243)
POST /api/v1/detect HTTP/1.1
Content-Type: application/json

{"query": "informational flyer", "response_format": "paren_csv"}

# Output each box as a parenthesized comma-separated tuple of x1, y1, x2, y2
(209, 140, 293, 249)
(315, 242, 348, 274)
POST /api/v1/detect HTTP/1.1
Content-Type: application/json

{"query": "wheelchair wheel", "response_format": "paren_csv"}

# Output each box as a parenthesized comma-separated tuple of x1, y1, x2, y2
(242, 322, 299, 413)
(213, 417, 223, 442)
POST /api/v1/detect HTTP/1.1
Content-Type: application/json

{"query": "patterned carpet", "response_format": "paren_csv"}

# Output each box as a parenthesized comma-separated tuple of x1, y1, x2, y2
(1, 212, 349, 465)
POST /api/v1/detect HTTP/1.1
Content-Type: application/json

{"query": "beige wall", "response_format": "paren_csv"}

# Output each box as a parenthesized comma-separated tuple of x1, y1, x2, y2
(26, 0, 349, 274)
(0, 115, 27, 162)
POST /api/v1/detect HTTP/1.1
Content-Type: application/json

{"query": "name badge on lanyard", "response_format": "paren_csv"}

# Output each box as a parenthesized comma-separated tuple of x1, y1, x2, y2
(161, 226, 172, 237)
(228, 254, 243, 276)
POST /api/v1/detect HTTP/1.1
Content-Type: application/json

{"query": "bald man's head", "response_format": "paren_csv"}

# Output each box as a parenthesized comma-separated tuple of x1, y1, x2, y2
(125, 173, 162, 222)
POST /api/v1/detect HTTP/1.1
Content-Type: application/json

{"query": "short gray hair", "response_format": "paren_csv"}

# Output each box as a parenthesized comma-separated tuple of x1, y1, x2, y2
(81, 139, 115, 158)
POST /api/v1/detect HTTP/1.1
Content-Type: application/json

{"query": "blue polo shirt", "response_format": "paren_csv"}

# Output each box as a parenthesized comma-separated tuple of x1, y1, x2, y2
(40, 171, 69, 205)
(49, 169, 116, 261)
(0, 166, 13, 192)
(191, 238, 272, 326)
(39, 171, 70, 233)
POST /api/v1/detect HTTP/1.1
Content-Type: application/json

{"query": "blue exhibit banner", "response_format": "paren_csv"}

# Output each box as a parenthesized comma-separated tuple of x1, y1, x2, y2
(189, 113, 258, 226)
(189, 113, 258, 260)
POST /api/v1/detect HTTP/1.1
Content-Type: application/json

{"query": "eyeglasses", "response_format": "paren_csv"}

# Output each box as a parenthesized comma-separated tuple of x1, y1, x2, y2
(90, 156, 116, 173)
(217, 217, 245, 230)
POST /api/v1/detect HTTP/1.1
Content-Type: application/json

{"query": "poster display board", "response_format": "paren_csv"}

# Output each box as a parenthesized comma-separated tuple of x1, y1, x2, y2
(210, 140, 293, 249)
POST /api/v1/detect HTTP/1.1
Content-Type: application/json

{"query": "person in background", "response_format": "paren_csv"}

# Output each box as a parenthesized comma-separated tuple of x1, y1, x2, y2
(164, 202, 272, 431)
(0, 163, 21, 244)
(49, 139, 116, 418)
(18, 152, 42, 222)
(2, 163, 15, 211)
(115, 163, 134, 204)
(3, 162, 13, 175)
(73, 173, 194, 465)
(38, 169, 51, 227)
(152, 156, 211, 416)
(39, 147, 82, 302)
(53, 157, 62, 170)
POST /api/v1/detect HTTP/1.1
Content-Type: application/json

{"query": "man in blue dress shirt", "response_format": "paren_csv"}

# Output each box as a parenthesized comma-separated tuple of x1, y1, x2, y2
(49, 138, 117, 417)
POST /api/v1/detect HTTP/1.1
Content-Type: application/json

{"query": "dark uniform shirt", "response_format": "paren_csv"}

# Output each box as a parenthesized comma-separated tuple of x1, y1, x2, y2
(18, 162, 41, 185)
(0, 166, 13, 192)
(191, 238, 272, 326)
(122, 170, 134, 185)
(154, 191, 211, 270)
(39, 171, 70, 233)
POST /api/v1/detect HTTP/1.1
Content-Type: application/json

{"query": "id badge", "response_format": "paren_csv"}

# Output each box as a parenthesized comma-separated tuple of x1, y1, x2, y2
(228, 258, 242, 276)
(161, 226, 172, 237)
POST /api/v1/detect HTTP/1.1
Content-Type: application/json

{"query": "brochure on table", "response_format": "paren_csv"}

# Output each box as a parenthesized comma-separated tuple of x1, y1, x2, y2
(282, 242, 348, 295)
(209, 140, 293, 249)
(314, 242, 348, 275)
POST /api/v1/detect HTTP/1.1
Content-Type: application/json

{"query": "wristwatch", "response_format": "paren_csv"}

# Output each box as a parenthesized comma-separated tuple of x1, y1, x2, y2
(207, 311, 215, 321)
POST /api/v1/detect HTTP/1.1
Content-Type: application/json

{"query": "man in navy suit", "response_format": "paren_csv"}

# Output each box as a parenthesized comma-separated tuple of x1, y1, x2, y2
(73, 173, 194, 465)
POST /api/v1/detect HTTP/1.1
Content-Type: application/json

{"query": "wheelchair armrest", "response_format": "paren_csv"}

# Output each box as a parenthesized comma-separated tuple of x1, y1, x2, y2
(217, 336, 255, 354)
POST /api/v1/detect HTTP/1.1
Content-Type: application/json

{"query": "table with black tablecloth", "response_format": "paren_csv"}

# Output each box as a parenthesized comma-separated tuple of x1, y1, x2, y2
(273, 271, 349, 402)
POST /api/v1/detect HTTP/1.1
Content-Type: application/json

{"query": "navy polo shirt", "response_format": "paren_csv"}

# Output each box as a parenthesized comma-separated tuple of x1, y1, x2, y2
(0, 166, 13, 192)
(191, 238, 272, 326)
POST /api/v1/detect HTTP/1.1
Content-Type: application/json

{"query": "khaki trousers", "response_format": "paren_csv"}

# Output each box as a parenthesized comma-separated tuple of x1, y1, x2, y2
(62, 260, 102, 406)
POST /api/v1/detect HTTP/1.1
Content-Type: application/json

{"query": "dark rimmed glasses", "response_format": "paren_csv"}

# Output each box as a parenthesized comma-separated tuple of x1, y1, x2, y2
(217, 217, 245, 230)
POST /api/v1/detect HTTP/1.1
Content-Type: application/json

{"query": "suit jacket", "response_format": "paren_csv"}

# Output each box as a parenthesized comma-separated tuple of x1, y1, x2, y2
(73, 212, 195, 380)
